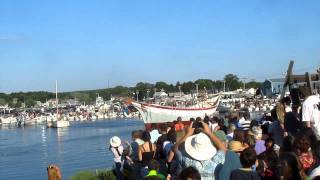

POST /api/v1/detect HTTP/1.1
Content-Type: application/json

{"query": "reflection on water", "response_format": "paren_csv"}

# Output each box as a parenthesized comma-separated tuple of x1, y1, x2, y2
(0, 119, 143, 180)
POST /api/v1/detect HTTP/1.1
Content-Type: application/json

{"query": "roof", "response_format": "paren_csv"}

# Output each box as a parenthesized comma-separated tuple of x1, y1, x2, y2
(266, 78, 285, 83)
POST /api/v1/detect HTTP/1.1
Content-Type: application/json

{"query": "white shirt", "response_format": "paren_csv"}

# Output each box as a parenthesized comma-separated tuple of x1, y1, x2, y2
(150, 129, 161, 143)
(302, 95, 320, 137)
(110, 145, 123, 163)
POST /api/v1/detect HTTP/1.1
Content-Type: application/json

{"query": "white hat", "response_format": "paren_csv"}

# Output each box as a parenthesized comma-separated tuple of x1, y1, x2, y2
(184, 133, 217, 161)
(110, 136, 121, 147)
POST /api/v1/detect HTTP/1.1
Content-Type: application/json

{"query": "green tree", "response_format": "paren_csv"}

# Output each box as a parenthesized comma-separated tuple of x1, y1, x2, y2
(181, 81, 195, 93)
(224, 74, 242, 91)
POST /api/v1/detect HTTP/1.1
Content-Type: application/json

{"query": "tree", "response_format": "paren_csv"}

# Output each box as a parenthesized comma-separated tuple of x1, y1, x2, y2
(155, 81, 170, 92)
(195, 79, 214, 91)
(181, 81, 195, 93)
(224, 74, 242, 91)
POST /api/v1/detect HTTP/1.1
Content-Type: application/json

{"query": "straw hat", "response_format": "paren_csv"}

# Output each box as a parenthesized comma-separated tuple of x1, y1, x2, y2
(110, 136, 121, 147)
(228, 140, 246, 152)
(184, 133, 217, 161)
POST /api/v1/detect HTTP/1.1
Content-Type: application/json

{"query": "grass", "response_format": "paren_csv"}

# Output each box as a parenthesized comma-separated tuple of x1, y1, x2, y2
(69, 169, 115, 180)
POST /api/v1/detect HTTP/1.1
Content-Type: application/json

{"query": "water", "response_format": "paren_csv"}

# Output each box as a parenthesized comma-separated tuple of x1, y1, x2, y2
(0, 119, 144, 180)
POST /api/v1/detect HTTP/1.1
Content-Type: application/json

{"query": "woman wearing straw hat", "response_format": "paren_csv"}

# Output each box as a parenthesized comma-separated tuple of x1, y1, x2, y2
(172, 121, 227, 180)
(109, 136, 124, 180)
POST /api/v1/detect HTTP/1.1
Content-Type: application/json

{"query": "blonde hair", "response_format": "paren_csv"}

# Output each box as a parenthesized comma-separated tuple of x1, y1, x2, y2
(276, 103, 285, 124)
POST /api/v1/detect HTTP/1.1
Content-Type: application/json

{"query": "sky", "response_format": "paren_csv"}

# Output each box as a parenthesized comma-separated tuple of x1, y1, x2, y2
(0, 0, 319, 93)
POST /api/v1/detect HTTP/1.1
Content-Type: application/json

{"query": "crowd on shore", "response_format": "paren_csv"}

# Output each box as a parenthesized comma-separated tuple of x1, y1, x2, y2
(108, 93, 320, 180)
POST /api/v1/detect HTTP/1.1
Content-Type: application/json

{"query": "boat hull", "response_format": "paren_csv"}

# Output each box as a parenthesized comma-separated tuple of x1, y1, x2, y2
(132, 96, 220, 124)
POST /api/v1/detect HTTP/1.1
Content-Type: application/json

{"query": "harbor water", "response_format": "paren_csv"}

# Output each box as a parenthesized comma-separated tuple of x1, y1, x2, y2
(0, 119, 144, 180)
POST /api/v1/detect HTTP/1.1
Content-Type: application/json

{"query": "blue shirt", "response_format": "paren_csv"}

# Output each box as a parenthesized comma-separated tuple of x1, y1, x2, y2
(176, 147, 225, 180)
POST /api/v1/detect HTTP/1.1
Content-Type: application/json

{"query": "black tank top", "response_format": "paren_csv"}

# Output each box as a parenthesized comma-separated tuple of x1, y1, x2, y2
(141, 141, 155, 166)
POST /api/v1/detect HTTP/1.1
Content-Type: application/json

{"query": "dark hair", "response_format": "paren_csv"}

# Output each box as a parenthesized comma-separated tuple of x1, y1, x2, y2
(143, 176, 161, 180)
(265, 137, 275, 150)
(189, 117, 195, 122)
(280, 152, 304, 180)
(245, 133, 256, 148)
(132, 130, 142, 140)
(233, 129, 245, 143)
(212, 116, 220, 123)
(240, 147, 257, 168)
(243, 112, 251, 121)
(151, 123, 157, 130)
(178, 166, 201, 180)
(281, 135, 294, 153)
(142, 131, 151, 142)
(281, 96, 291, 106)
(204, 116, 210, 124)
(148, 159, 160, 171)
(177, 116, 182, 121)
(159, 123, 168, 132)
(294, 134, 311, 154)
(167, 129, 177, 143)
(195, 117, 202, 121)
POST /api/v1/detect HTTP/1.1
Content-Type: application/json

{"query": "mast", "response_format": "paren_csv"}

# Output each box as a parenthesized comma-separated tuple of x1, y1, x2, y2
(56, 80, 58, 118)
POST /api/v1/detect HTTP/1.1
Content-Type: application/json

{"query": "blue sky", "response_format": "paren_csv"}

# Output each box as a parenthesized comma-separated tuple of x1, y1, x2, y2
(0, 0, 319, 92)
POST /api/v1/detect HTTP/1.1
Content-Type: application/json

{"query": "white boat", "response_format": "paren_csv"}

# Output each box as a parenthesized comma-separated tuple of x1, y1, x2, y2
(47, 80, 70, 128)
(0, 116, 16, 124)
(52, 120, 70, 128)
(131, 95, 220, 124)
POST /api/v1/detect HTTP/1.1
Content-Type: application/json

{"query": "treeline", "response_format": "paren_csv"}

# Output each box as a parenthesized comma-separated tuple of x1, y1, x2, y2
(0, 74, 262, 108)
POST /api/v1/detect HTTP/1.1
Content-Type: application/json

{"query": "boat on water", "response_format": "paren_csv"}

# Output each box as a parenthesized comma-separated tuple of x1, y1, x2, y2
(47, 80, 70, 128)
(130, 94, 220, 126)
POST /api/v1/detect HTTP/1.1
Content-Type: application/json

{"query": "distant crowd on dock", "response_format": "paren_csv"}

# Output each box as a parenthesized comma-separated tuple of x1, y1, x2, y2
(108, 93, 320, 180)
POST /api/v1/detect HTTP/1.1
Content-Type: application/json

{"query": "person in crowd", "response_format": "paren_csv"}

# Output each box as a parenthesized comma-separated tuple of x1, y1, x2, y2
(217, 118, 228, 134)
(150, 123, 161, 144)
(230, 147, 261, 180)
(284, 108, 303, 137)
(257, 149, 281, 180)
(210, 116, 220, 132)
(280, 135, 294, 153)
(264, 137, 275, 152)
(239, 112, 251, 131)
(279, 152, 307, 180)
(178, 166, 201, 180)
(47, 164, 62, 180)
(309, 141, 320, 179)
(244, 131, 256, 149)
(156, 123, 169, 159)
(229, 140, 246, 155)
(233, 129, 246, 145)
(227, 123, 236, 141)
(268, 108, 285, 148)
(109, 136, 124, 180)
(252, 126, 266, 155)
(281, 96, 292, 113)
(218, 141, 242, 180)
(173, 121, 226, 180)
(294, 134, 315, 173)
(131, 130, 144, 162)
(174, 117, 185, 132)
(139, 131, 157, 177)
(302, 93, 320, 139)
(228, 113, 239, 128)
(145, 160, 166, 180)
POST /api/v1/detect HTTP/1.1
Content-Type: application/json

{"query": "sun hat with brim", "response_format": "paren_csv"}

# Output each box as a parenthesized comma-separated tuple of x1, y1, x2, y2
(228, 140, 246, 152)
(184, 132, 217, 161)
(110, 136, 121, 147)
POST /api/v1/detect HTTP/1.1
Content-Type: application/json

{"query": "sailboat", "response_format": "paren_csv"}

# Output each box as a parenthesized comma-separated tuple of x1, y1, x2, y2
(47, 80, 70, 128)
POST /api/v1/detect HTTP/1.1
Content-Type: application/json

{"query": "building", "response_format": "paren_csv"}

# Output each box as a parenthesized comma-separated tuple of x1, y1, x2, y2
(262, 78, 286, 97)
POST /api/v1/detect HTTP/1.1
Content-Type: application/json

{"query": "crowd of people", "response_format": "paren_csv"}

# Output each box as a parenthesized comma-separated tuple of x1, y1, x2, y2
(109, 93, 320, 180)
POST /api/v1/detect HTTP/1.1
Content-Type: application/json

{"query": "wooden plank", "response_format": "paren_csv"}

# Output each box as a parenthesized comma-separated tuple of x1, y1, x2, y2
(281, 60, 294, 99)
(306, 72, 313, 95)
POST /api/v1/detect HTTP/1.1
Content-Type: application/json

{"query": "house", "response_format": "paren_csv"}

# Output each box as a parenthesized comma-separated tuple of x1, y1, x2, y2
(262, 78, 287, 97)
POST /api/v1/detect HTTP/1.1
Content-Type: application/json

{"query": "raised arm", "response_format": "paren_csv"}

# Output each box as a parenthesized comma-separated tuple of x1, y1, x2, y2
(201, 121, 227, 152)
(173, 122, 194, 154)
